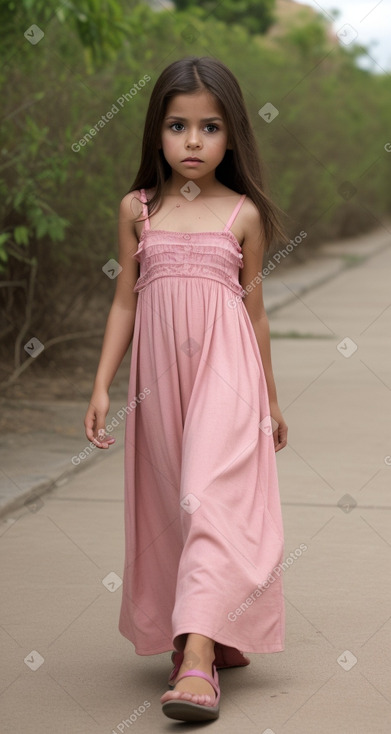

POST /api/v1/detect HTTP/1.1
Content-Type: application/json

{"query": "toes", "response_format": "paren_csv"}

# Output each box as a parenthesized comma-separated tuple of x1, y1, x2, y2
(160, 690, 214, 705)
(177, 692, 213, 704)
(197, 694, 212, 705)
(185, 692, 213, 704)
(160, 690, 180, 702)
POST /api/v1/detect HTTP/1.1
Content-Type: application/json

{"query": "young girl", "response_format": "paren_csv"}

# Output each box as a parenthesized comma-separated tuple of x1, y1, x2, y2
(85, 55, 288, 723)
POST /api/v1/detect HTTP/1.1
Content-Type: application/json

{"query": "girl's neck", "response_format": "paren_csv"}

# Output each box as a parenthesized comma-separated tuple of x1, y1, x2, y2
(162, 173, 227, 198)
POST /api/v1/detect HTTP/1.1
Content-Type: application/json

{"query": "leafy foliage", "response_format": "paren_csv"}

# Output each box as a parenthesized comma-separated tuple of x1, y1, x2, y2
(173, 0, 276, 35)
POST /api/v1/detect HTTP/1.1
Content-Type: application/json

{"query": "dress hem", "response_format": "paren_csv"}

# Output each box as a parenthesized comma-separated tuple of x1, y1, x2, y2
(119, 624, 284, 656)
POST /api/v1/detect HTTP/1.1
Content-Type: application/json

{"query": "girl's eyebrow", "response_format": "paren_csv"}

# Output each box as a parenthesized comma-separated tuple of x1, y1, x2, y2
(165, 115, 224, 122)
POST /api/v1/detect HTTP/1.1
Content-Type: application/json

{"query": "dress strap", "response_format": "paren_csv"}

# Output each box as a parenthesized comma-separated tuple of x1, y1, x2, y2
(139, 188, 150, 231)
(224, 194, 246, 233)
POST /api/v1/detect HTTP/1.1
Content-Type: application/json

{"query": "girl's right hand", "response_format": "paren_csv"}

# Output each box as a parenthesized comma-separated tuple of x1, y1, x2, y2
(84, 388, 115, 449)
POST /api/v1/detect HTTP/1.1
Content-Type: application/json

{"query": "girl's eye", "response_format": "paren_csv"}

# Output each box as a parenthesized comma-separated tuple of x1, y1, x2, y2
(169, 123, 219, 133)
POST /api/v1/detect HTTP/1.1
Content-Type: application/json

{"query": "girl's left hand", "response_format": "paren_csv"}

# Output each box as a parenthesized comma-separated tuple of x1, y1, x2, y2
(269, 402, 288, 452)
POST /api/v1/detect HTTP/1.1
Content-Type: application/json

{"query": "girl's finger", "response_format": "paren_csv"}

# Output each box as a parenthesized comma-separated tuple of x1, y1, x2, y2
(276, 433, 287, 452)
(273, 423, 287, 452)
(84, 412, 97, 442)
(93, 426, 116, 449)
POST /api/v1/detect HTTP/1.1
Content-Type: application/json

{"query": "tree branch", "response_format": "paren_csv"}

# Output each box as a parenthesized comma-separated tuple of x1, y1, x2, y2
(3, 329, 104, 387)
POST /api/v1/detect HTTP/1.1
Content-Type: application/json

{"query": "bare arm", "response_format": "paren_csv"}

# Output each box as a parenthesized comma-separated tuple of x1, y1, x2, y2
(239, 201, 287, 452)
(84, 191, 141, 447)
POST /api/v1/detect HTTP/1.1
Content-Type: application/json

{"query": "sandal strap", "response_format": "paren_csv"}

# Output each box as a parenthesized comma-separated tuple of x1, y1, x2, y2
(174, 667, 219, 698)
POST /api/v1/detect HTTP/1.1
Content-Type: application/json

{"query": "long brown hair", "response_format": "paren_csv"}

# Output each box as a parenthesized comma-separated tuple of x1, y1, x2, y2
(128, 56, 288, 252)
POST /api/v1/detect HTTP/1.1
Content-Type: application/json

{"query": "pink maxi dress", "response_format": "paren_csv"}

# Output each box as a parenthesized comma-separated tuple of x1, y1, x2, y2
(118, 187, 285, 655)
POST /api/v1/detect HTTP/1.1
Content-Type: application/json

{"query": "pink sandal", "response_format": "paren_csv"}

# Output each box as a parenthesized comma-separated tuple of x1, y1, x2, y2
(161, 664, 220, 721)
(168, 644, 250, 688)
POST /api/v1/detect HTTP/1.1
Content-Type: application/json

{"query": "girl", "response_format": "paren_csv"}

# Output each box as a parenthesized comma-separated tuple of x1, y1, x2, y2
(85, 56, 288, 723)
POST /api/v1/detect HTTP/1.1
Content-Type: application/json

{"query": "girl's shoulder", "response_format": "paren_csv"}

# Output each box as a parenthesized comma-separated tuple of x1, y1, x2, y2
(240, 195, 261, 219)
(219, 188, 260, 228)
(119, 189, 145, 220)
(121, 188, 144, 205)
(217, 187, 261, 229)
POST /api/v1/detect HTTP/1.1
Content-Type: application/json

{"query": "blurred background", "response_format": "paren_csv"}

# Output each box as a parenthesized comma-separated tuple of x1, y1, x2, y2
(1, 0, 391, 399)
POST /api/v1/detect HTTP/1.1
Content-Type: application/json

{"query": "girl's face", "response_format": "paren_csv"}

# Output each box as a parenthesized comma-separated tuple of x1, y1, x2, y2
(160, 90, 230, 184)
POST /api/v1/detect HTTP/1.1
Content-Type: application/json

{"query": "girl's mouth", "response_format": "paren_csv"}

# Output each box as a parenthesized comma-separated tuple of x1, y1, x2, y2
(182, 158, 203, 165)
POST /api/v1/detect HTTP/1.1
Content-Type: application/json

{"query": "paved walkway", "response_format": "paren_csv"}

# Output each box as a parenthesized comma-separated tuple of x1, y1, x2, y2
(1, 224, 391, 732)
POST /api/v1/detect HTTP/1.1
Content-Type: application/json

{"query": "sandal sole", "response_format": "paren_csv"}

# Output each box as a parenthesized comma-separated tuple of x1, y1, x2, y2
(162, 700, 220, 721)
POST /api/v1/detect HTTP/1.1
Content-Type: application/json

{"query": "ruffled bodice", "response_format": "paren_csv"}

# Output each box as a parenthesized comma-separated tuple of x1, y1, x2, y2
(132, 229, 246, 298)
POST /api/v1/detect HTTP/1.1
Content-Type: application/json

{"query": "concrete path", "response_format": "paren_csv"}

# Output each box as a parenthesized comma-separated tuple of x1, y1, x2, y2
(1, 223, 391, 733)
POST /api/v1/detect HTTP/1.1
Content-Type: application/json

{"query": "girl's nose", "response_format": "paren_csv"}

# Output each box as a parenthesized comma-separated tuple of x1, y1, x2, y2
(185, 128, 202, 147)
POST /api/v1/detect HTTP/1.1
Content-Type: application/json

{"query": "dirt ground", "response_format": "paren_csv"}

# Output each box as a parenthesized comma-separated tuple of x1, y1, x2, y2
(0, 336, 132, 435)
